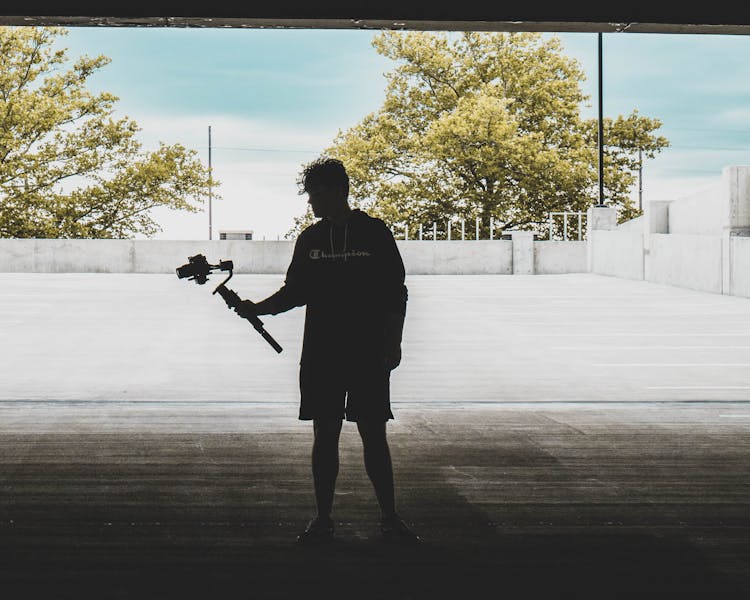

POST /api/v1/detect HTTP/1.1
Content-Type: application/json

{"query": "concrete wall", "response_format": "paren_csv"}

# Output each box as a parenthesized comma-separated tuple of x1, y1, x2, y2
(534, 241, 587, 274)
(0, 237, 596, 276)
(729, 235, 750, 298)
(589, 230, 644, 281)
(615, 214, 644, 233)
(668, 166, 750, 235)
(0, 239, 295, 274)
(397, 240, 513, 274)
(646, 234, 723, 294)
(3, 166, 746, 290)
(727, 166, 750, 230)
(668, 182, 724, 235)
(585, 165, 750, 299)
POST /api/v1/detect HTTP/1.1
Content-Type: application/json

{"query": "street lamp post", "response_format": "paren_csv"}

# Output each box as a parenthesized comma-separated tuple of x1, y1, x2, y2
(597, 32, 605, 207)
(208, 125, 213, 240)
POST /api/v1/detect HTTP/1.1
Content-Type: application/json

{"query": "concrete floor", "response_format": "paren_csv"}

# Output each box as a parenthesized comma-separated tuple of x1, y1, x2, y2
(0, 273, 748, 598)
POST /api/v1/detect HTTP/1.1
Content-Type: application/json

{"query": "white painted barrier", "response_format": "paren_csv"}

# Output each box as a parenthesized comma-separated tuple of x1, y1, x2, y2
(0, 236, 593, 276)
(646, 234, 723, 294)
(587, 166, 750, 299)
(2, 165, 746, 292)
(667, 182, 724, 235)
(0, 239, 295, 274)
(729, 235, 750, 297)
(534, 241, 587, 274)
(589, 230, 644, 281)
(397, 240, 513, 274)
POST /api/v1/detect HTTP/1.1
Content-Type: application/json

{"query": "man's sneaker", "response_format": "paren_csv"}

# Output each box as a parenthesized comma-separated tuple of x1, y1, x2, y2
(296, 516, 335, 545)
(380, 513, 420, 544)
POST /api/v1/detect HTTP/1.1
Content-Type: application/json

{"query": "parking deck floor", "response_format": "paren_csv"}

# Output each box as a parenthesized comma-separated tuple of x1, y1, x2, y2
(0, 273, 748, 598)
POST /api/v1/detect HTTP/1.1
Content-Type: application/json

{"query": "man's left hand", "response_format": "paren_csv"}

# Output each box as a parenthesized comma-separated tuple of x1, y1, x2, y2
(234, 299, 258, 319)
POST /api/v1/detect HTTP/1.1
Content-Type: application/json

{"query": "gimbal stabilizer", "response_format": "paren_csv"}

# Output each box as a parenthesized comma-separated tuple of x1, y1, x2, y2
(176, 254, 283, 353)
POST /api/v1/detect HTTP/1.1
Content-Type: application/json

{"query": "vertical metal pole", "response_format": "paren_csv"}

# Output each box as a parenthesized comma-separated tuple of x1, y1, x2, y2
(208, 125, 213, 240)
(549, 214, 553, 240)
(476, 217, 479, 240)
(419, 224, 423, 241)
(578, 212, 583, 240)
(598, 33, 605, 206)
(448, 221, 451, 240)
(490, 217, 494, 240)
(563, 212, 568, 241)
(433, 222, 437, 240)
(461, 220, 465, 240)
(638, 148, 643, 211)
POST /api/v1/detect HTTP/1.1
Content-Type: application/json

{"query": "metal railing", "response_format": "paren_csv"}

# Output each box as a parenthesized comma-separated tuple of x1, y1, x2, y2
(388, 213, 588, 241)
(547, 211, 586, 241)
(390, 217, 500, 241)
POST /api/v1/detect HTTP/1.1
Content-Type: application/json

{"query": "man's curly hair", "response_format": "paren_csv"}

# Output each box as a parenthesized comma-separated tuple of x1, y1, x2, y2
(297, 156, 349, 196)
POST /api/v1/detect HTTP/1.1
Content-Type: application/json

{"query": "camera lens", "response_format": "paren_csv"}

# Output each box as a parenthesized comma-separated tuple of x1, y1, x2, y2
(176, 263, 194, 278)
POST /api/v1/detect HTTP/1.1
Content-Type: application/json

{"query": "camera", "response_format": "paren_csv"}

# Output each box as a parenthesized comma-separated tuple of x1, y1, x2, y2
(176, 254, 233, 284)
(175, 253, 282, 353)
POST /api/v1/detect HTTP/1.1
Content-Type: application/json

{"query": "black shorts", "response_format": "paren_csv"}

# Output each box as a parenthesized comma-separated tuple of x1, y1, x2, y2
(298, 364, 394, 422)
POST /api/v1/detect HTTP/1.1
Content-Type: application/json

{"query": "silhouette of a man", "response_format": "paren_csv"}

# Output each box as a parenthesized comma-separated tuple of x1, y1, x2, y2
(237, 157, 419, 544)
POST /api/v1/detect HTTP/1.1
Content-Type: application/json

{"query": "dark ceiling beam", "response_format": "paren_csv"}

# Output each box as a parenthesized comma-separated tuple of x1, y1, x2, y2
(1, 3, 749, 34)
(3, 17, 750, 35)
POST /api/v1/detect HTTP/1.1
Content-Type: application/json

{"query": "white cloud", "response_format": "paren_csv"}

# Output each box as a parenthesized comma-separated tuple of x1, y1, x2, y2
(713, 107, 750, 125)
(126, 113, 337, 240)
(129, 112, 336, 154)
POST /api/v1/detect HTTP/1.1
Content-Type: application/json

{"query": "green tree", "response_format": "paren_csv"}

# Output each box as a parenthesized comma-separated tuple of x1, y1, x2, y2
(0, 26, 217, 238)
(291, 31, 667, 239)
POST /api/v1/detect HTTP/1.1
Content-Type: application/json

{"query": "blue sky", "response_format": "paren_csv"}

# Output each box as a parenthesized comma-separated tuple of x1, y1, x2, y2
(56, 27, 750, 240)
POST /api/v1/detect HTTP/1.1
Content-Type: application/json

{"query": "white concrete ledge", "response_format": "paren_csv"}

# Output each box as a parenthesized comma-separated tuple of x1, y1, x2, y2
(589, 230, 644, 281)
(586, 166, 750, 299)
(0, 238, 589, 276)
(534, 240, 586, 274)
(0, 239, 295, 274)
(647, 234, 723, 294)
(729, 235, 750, 298)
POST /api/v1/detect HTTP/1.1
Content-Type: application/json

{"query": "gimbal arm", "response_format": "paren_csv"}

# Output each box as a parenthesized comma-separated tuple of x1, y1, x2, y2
(212, 274, 283, 354)
(176, 254, 283, 354)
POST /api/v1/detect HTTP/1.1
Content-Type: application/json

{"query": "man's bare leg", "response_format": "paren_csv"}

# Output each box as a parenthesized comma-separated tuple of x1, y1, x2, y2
(312, 418, 343, 520)
(356, 420, 396, 518)
(357, 420, 420, 542)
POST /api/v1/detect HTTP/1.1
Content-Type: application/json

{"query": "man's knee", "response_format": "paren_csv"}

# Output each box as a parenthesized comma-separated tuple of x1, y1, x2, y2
(314, 417, 343, 443)
(356, 420, 388, 446)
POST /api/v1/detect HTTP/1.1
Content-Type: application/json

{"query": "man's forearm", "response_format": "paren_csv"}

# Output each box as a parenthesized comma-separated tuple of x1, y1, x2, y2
(252, 283, 306, 316)
(253, 296, 279, 316)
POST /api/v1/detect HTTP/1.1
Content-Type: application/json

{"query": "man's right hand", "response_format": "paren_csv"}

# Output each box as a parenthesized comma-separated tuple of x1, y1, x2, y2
(234, 299, 258, 319)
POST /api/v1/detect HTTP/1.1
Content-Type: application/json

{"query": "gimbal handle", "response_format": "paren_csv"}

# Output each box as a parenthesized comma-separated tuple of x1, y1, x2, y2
(213, 281, 283, 354)
(176, 254, 283, 354)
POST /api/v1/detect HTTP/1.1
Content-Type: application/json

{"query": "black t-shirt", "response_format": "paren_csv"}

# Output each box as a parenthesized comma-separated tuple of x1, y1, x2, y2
(264, 209, 407, 372)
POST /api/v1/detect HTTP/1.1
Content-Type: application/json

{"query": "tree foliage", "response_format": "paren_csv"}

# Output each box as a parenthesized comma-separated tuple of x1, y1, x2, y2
(294, 31, 668, 238)
(0, 26, 216, 238)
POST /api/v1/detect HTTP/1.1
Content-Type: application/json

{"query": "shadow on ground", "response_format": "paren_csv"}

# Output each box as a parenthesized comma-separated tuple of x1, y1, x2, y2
(1, 427, 747, 599)
(0, 523, 742, 599)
